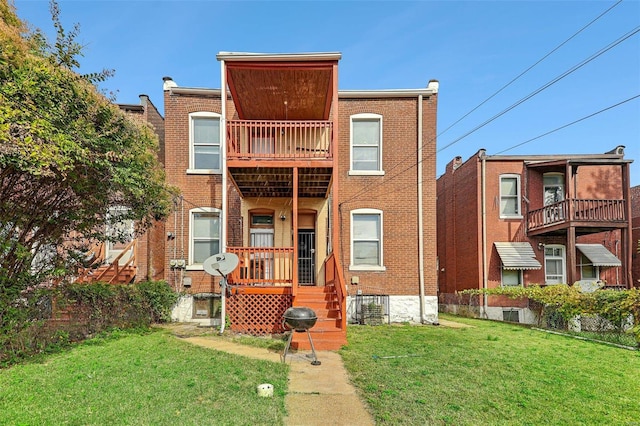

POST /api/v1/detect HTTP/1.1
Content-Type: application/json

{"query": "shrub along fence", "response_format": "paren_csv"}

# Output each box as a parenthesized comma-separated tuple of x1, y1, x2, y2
(461, 285, 640, 348)
(0, 281, 178, 367)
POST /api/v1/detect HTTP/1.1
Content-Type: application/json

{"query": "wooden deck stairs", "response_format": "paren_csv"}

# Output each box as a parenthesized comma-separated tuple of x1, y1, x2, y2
(290, 284, 347, 351)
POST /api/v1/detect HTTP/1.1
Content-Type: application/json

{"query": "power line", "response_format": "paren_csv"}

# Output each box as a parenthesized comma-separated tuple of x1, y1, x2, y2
(437, 25, 640, 154)
(339, 24, 640, 206)
(492, 94, 640, 155)
(436, 0, 623, 141)
(340, 0, 626, 202)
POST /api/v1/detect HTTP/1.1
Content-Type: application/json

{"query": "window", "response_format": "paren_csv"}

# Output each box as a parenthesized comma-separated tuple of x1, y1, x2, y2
(350, 114, 383, 175)
(350, 209, 384, 270)
(501, 269, 522, 287)
(579, 254, 599, 280)
(499, 175, 521, 218)
(543, 173, 564, 206)
(544, 245, 565, 284)
(189, 208, 220, 266)
(189, 112, 221, 173)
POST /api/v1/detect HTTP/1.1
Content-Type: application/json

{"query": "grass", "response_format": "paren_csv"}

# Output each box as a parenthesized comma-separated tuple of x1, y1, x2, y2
(2, 317, 639, 425)
(0, 328, 288, 426)
(340, 314, 640, 425)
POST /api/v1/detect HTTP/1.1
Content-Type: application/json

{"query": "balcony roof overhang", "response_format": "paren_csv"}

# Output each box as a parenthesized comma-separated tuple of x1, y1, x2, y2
(218, 51, 340, 121)
(229, 167, 333, 199)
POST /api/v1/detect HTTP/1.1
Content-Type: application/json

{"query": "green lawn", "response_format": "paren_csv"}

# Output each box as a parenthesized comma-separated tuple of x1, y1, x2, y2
(0, 329, 288, 426)
(340, 314, 640, 425)
(2, 317, 639, 425)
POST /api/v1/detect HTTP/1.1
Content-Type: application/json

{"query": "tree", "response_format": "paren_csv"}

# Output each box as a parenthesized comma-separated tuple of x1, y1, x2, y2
(0, 0, 172, 291)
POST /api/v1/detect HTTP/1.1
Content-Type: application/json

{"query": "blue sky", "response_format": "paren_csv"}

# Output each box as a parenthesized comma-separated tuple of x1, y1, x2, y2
(12, 0, 640, 186)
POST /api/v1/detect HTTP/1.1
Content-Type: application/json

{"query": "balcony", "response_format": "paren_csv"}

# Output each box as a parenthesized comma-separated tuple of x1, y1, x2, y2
(227, 120, 333, 161)
(527, 198, 627, 235)
(226, 247, 294, 287)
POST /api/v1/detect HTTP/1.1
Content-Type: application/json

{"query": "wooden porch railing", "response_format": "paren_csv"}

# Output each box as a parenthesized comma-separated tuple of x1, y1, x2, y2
(527, 199, 626, 231)
(226, 247, 294, 286)
(227, 120, 333, 160)
(324, 252, 347, 330)
(92, 239, 137, 284)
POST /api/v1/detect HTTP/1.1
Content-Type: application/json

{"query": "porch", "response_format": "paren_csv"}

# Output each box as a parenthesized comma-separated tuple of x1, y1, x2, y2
(527, 198, 627, 235)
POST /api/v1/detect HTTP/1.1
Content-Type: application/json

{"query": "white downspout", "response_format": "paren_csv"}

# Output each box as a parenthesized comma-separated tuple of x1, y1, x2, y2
(480, 149, 488, 317)
(219, 59, 228, 334)
(417, 95, 427, 324)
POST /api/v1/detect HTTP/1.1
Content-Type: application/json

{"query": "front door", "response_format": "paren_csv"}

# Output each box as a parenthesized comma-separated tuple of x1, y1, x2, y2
(298, 230, 316, 285)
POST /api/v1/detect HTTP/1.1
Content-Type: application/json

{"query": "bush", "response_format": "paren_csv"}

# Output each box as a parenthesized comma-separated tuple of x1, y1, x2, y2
(461, 285, 640, 346)
(0, 280, 178, 367)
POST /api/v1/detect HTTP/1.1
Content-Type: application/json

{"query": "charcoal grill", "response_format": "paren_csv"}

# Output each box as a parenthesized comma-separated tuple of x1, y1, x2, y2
(282, 307, 321, 365)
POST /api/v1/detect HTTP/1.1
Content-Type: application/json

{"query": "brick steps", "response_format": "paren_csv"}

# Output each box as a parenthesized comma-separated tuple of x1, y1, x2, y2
(291, 286, 346, 351)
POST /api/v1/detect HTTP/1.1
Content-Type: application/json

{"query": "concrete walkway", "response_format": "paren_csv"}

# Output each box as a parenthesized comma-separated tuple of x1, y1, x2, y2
(182, 336, 375, 426)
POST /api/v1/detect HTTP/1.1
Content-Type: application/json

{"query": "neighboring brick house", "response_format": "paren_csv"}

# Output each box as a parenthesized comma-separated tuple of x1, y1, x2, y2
(160, 51, 439, 348)
(437, 147, 634, 323)
(632, 185, 640, 287)
(76, 96, 166, 284)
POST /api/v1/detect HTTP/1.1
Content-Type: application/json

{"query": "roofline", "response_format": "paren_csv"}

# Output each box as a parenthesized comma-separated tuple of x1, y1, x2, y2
(339, 88, 437, 98)
(167, 86, 439, 98)
(485, 154, 630, 163)
(168, 87, 223, 97)
(216, 51, 342, 62)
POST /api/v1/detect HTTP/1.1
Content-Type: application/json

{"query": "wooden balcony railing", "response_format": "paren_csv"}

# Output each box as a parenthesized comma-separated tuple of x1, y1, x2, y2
(226, 247, 294, 286)
(324, 252, 347, 331)
(527, 199, 626, 232)
(227, 120, 332, 160)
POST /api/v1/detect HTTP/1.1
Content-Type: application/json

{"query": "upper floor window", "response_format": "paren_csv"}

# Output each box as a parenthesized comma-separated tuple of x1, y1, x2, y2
(499, 174, 521, 218)
(189, 207, 221, 267)
(189, 112, 221, 173)
(350, 113, 383, 175)
(543, 173, 564, 206)
(350, 209, 385, 271)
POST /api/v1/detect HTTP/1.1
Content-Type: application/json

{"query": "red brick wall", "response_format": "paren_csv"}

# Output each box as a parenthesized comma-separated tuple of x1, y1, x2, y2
(632, 185, 640, 287)
(436, 154, 482, 299)
(163, 90, 227, 294)
(119, 99, 166, 283)
(337, 95, 438, 297)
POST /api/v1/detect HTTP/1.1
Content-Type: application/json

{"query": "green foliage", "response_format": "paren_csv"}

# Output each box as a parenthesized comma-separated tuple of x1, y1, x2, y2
(461, 285, 640, 345)
(0, 281, 178, 366)
(136, 280, 180, 323)
(0, 0, 174, 343)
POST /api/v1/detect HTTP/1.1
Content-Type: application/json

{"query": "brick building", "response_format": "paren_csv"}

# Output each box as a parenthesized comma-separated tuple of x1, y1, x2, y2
(75, 96, 166, 285)
(160, 51, 439, 348)
(632, 185, 640, 287)
(437, 147, 634, 323)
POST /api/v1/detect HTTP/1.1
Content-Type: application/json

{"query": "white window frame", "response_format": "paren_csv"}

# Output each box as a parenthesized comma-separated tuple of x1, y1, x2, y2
(188, 207, 221, 269)
(349, 208, 385, 271)
(501, 269, 523, 287)
(349, 113, 384, 176)
(499, 174, 522, 219)
(544, 244, 566, 284)
(188, 112, 222, 174)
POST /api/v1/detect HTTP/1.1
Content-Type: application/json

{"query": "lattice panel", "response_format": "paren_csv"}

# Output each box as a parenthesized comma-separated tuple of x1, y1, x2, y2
(227, 293, 292, 335)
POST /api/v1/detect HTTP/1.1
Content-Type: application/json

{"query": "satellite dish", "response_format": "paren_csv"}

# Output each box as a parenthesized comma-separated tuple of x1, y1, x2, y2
(203, 253, 239, 277)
